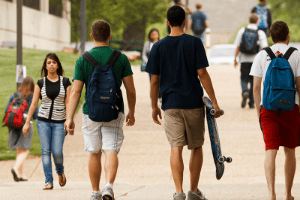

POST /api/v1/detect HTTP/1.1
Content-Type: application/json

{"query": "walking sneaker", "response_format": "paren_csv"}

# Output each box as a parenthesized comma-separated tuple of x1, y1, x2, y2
(173, 192, 186, 200)
(90, 191, 101, 200)
(241, 91, 249, 108)
(187, 189, 207, 200)
(102, 184, 114, 200)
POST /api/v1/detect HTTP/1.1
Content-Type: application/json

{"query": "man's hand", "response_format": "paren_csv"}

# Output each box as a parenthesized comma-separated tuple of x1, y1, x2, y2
(234, 58, 238, 68)
(64, 119, 75, 135)
(152, 106, 162, 125)
(212, 102, 224, 118)
(126, 111, 135, 126)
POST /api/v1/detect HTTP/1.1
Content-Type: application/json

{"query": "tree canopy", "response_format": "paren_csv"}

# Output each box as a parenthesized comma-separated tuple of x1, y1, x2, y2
(269, 0, 300, 41)
(71, 0, 169, 50)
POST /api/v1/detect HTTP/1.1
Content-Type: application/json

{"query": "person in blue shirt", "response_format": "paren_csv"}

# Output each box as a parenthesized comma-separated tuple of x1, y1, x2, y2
(147, 5, 223, 200)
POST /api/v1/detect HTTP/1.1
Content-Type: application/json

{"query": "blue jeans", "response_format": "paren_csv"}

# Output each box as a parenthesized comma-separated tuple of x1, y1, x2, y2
(37, 120, 65, 184)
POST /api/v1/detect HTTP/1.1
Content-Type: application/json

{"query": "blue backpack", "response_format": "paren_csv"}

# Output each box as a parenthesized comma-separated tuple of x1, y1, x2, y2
(263, 47, 297, 111)
(256, 5, 268, 30)
(83, 50, 122, 122)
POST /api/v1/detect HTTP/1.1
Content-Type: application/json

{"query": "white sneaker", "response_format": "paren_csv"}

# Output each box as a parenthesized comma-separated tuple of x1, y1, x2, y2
(90, 191, 101, 200)
(187, 189, 207, 200)
(173, 192, 186, 200)
(102, 184, 114, 200)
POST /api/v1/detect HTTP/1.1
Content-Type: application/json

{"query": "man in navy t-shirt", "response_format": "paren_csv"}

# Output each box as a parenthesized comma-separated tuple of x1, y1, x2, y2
(146, 5, 223, 200)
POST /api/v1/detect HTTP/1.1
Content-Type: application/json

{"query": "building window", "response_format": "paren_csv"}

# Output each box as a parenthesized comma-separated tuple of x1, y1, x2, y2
(23, 0, 40, 10)
(49, 0, 63, 17)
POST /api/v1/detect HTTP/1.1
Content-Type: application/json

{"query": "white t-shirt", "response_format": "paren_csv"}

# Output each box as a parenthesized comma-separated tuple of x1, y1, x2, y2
(234, 24, 268, 63)
(250, 43, 300, 104)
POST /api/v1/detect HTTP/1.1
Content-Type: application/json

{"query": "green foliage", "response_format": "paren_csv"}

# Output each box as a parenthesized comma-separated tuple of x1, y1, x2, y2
(0, 48, 79, 160)
(269, 0, 300, 41)
(71, 0, 169, 43)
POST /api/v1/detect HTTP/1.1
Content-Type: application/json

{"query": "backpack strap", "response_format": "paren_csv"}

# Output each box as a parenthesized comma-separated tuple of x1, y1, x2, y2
(264, 47, 276, 60)
(82, 52, 100, 67)
(83, 50, 121, 68)
(107, 50, 121, 67)
(283, 47, 297, 60)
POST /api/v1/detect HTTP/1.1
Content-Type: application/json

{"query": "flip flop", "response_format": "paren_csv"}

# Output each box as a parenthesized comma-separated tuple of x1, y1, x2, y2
(58, 173, 67, 187)
(11, 169, 20, 182)
(43, 183, 53, 190)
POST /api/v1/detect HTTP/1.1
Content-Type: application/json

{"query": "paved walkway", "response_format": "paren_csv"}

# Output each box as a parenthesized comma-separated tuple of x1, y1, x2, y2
(0, 66, 299, 200)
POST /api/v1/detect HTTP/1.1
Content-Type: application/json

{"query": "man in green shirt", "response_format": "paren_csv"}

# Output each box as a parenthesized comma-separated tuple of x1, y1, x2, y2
(65, 20, 136, 200)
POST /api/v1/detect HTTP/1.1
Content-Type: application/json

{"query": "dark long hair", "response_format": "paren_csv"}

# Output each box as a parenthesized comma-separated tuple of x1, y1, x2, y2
(41, 53, 64, 77)
(148, 28, 160, 42)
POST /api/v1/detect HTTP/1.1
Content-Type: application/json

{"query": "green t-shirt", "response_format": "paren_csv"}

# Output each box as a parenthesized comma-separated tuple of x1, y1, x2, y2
(73, 46, 133, 114)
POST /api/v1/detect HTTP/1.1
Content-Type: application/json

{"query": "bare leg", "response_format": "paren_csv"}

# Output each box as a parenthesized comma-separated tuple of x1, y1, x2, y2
(170, 146, 184, 193)
(88, 152, 101, 192)
(189, 147, 203, 192)
(14, 148, 29, 178)
(104, 150, 119, 185)
(284, 147, 296, 200)
(264, 150, 277, 200)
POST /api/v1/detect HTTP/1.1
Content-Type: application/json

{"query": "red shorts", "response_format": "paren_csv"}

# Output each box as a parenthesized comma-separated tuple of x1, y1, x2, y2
(260, 106, 300, 150)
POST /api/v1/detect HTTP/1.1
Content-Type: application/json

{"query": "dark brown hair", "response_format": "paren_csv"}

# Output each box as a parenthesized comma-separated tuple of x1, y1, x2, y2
(91, 20, 111, 42)
(196, 3, 202, 10)
(41, 53, 64, 77)
(270, 21, 289, 43)
(148, 28, 160, 42)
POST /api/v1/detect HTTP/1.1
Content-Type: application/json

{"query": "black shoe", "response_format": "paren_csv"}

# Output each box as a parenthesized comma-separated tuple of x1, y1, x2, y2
(249, 104, 255, 109)
(19, 178, 28, 181)
(241, 91, 249, 108)
(11, 169, 20, 182)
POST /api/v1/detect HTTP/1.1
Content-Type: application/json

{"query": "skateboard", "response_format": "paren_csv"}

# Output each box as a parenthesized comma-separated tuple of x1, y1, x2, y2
(203, 96, 232, 180)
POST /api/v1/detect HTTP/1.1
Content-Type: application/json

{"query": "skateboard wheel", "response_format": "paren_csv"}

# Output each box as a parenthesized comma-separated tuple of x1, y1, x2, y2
(218, 157, 225, 163)
(226, 157, 232, 163)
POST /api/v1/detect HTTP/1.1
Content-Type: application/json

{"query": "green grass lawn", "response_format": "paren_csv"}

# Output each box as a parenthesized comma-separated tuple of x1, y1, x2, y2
(0, 48, 79, 160)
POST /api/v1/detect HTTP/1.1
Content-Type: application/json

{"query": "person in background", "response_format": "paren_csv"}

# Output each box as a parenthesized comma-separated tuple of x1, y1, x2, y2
(234, 14, 268, 109)
(23, 53, 71, 190)
(141, 28, 160, 72)
(4, 77, 36, 182)
(251, 0, 272, 36)
(191, 3, 208, 45)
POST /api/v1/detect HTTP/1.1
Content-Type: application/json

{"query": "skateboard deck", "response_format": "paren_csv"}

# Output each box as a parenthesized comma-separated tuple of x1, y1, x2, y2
(203, 96, 232, 180)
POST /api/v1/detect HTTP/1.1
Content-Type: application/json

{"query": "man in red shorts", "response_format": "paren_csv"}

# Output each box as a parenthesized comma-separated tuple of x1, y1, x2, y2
(251, 21, 300, 200)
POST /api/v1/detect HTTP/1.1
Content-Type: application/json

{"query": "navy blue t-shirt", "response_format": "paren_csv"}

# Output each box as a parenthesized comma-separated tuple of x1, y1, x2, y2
(146, 34, 209, 110)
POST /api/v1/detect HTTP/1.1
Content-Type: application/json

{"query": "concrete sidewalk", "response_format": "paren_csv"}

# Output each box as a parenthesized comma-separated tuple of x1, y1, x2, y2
(0, 66, 300, 200)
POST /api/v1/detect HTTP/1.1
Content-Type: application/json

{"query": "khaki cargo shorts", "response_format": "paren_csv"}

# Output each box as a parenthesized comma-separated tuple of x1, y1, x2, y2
(164, 108, 205, 149)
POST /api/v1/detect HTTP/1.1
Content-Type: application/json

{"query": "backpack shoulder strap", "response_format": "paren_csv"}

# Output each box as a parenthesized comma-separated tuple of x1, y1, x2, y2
(264, 47, 276, 60)
(107, 50, 121, 67)
(283, 47, 297, 60)
(82, 52, 100, 67)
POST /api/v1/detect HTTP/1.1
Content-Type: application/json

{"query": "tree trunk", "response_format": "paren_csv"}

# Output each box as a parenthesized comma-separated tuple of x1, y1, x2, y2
(122, 20, 146, 51)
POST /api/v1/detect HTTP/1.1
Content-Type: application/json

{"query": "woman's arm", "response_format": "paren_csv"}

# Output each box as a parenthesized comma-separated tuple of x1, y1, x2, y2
(22, 85, 40, 134)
